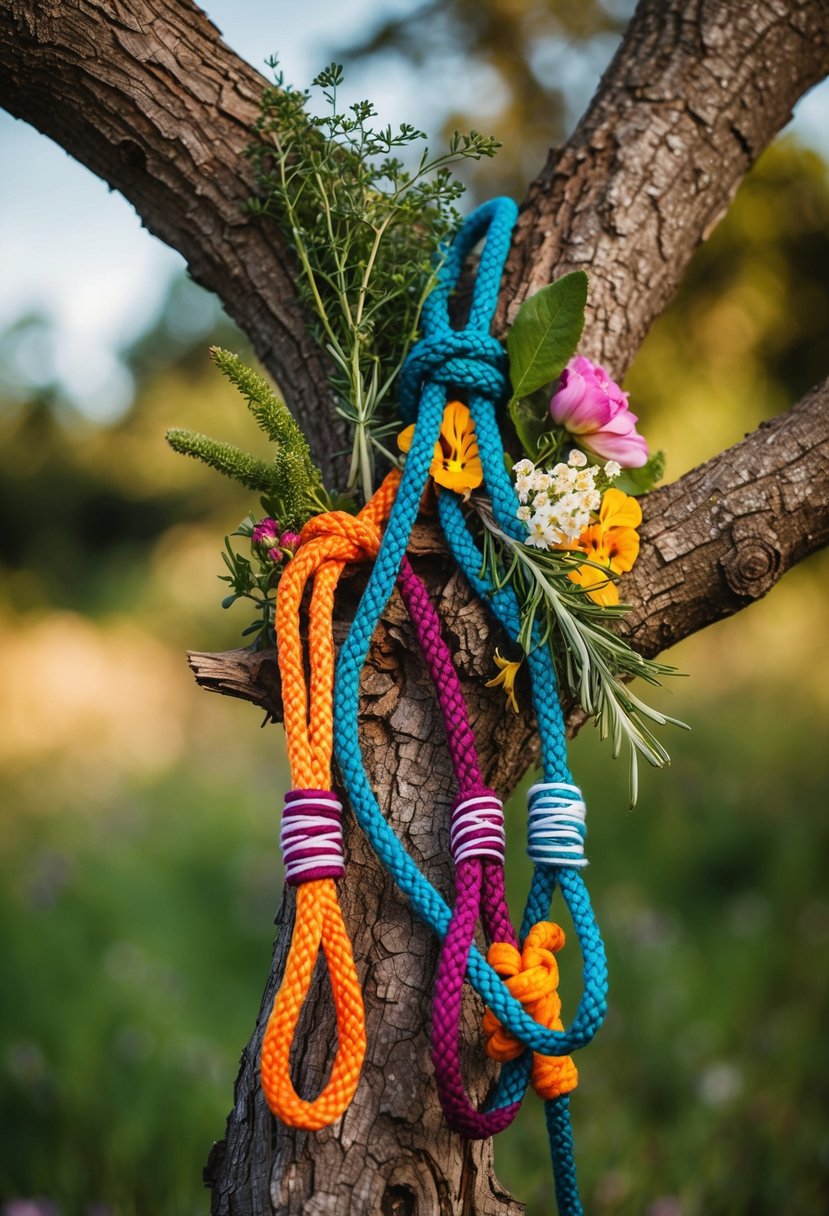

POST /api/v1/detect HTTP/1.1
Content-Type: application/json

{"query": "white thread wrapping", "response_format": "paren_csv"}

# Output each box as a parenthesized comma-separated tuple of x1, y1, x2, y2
(450, 792, 506, 864)
(527, 781, 588, 868)
(280, 793, 345, 883)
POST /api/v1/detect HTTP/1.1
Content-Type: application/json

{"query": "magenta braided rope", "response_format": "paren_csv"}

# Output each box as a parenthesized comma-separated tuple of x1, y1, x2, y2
(396, 556, 521, 1137)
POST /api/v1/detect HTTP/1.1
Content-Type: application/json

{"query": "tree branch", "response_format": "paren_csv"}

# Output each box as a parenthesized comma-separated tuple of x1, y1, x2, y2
(4, 1, 828, 1213)
(0, 0, 347, 484)
(624, 376, 829, 654)
(499, 0, 829, 373)
(189, 376, 829, 723)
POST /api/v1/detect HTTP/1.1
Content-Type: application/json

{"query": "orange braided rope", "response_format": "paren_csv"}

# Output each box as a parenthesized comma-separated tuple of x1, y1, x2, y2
(260, 471, 401, 1128)
(482, 921, 578, 1101)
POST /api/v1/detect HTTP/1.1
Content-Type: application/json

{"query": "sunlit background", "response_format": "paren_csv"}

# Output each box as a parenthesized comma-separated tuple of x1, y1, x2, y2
(2, 2, 828, 1214)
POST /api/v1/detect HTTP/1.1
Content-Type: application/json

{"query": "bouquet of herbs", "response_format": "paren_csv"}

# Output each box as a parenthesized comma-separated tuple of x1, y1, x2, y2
(166, 63, 682, 800)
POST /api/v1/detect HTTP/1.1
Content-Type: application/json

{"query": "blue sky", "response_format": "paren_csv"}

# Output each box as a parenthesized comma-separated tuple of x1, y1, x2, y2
(1, 0, 827, 421)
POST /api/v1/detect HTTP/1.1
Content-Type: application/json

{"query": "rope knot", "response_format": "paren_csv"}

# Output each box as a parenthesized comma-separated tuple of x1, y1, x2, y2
(527, 782, 588, 869)
(300, 510, 382, 562)
(482, 921, 578, 1100)
(280, 790, 345, 885)
(398, 330, 509, 423)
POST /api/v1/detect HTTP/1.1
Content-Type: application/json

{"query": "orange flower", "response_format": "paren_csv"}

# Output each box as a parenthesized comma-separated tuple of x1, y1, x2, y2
(397, 400, 483, 495)
(566, 488, 642, 606)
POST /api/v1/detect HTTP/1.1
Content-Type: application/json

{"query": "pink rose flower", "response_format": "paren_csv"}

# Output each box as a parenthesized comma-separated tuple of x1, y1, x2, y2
(550, 355, 648, 468)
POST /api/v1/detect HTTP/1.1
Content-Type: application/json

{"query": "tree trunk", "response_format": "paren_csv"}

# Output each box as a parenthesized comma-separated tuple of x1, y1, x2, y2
(2, 1, 828, 1213)
(201, 541, 539, 1216)
(194, 379, 829, 1213)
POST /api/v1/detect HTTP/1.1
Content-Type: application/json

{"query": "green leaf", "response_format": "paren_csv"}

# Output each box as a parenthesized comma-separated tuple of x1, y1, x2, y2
(506, 272, 588, 401)
(613, 451, 665, 496)
(508, 394, 553, 461)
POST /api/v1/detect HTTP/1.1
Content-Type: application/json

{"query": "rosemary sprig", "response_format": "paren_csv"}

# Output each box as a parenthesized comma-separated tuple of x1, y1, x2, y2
(473, 498, 685, 804)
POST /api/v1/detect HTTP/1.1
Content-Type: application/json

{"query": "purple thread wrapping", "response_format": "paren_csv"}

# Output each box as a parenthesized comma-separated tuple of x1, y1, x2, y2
(450, 792, 505, 864)
(280, 789, 346, 885)
(396, 557, 520, 1138)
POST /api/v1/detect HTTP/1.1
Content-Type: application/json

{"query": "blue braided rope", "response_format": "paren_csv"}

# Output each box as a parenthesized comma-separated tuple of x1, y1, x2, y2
(334, 200, 598, 1054)
(333, 198, 606, 1211)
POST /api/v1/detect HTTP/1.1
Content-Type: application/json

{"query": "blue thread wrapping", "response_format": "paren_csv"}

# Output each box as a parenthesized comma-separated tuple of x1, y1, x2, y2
(527, 783, 588, 869)
(333, 199, 608, 1215)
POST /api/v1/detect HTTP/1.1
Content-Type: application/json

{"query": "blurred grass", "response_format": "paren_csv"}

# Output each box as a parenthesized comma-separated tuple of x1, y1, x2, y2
(499, 610, 829, 1215)
(1, 730, 287, 1215)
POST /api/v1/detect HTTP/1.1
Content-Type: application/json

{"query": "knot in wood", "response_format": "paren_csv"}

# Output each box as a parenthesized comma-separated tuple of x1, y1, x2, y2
(118, 138, 146, 171)
(381, 1184, 417, 1216)
(721, 535, 780, 598)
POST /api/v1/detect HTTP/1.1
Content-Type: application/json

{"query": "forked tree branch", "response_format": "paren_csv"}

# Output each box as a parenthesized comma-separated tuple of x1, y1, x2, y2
(500, 0, 829, 373)
(2, 0, 827, 433)
(0, 0, 347, 483)
(2, 1, 828, 1214)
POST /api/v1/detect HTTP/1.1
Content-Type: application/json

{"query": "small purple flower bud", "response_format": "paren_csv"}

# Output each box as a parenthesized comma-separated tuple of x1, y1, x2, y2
(279, 530, 301, 556)
(251, 517, 280, 547)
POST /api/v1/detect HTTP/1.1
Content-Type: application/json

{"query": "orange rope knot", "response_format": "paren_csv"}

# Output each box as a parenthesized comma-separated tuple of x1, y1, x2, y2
(260, 471, 400, 1130)
(482, 920, 578, 1100)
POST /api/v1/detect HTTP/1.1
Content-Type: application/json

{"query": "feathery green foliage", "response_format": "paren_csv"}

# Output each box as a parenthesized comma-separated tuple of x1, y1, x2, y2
(247, 61, 500, 501)
(165, 429, 281, 493)
(165, 347, 327, 529)
(210, 347, 310, 453)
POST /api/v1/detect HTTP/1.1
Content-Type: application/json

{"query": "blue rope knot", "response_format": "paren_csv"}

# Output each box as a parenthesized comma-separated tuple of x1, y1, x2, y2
(398, 330, 508, 422)
(527, 782, 588, 869)
(397, 195, 518, 422)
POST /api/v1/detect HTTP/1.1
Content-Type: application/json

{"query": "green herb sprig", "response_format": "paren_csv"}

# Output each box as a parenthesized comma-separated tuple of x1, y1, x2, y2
(247, 61, 499, 502)
(474, 497, 685, 804)
(166, 347, 329, 528)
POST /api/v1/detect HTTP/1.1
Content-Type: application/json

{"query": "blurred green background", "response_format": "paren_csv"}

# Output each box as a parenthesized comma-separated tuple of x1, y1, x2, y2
(1, 2, 828, 1214)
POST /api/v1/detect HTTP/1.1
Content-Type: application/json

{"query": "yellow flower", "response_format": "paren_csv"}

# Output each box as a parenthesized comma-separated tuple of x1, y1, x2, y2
(598, 487, 642, 532)
(485, 648, 522, 713)
(397, 400, 483, 495)
(566, 488, 642, 606)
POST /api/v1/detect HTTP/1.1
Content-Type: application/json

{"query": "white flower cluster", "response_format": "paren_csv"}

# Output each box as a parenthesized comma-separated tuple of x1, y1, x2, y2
(513, 452, 621, 550)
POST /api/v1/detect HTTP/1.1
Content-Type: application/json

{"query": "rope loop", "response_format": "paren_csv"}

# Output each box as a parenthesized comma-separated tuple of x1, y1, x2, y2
(301, 510, 382, 558)
(397, 195, 518, 422)
(397, 330, 508, 422)
(260, 881, 365, 1129)
(332, 199, 604, 1208)
(527, 782, 588, 870)
(260, 472, 400, 1129)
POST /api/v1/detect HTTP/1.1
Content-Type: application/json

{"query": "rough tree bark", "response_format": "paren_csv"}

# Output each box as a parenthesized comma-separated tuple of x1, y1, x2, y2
(2, 1, 828, 1213)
